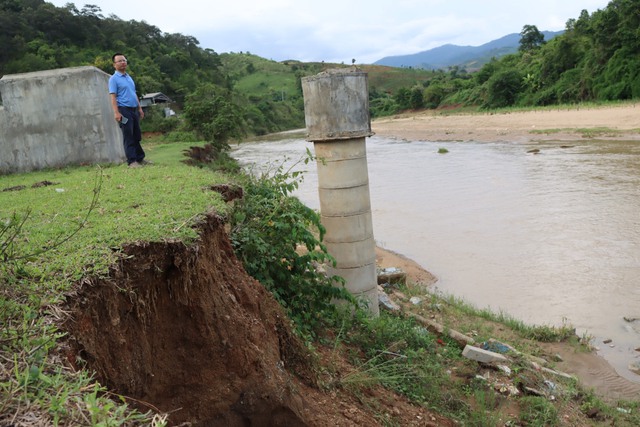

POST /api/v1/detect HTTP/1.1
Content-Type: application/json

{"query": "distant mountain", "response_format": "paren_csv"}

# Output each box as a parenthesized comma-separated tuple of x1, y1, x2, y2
(374, 31, 563, 71)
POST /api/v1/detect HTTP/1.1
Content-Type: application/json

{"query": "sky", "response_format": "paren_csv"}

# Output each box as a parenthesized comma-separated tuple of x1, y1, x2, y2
(48, 0, 612, 64)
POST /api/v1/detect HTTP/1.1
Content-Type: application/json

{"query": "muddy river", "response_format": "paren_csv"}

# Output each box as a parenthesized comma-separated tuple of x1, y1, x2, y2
(232, 134, 640, 381)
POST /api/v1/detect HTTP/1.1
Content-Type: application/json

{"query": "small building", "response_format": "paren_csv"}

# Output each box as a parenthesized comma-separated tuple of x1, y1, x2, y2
(140, 92, 175, 117)
(140, 92, 172, 108)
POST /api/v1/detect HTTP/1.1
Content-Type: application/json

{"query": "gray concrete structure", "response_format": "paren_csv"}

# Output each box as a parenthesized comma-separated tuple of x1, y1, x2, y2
(0, 66, 124, 174)
(301, 68, 379, 316)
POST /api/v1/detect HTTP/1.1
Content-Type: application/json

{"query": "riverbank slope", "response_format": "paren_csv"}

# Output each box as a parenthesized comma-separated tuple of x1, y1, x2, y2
(372, 103, 640, 401)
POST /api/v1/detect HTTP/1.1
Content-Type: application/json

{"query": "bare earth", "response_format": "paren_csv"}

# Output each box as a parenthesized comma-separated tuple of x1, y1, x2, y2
(372, 104, 640, 402)
(371, 103, 640, 143)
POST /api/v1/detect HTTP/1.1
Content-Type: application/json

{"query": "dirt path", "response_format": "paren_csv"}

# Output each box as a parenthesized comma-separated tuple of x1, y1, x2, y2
(372, 104, 640, 402)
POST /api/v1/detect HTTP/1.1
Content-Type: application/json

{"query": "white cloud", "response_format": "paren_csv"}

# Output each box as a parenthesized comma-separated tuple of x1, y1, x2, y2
(47, 0, 612, 64)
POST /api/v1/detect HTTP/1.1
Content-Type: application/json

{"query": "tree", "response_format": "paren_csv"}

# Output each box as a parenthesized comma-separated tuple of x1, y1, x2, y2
(183, 84, 244, 150)
(483, 69, 522, 108)
(393, 87, 411, 110)
(409, 87, 424, 109)
(519, 25, 545, 51)
(423, 83, 445, 109)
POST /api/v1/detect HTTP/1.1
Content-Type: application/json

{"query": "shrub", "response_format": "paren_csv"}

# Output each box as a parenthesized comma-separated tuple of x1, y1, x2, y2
(229, 158, 354, 338)
(183, 83, 244, 150)
(483, 69, 523, 109)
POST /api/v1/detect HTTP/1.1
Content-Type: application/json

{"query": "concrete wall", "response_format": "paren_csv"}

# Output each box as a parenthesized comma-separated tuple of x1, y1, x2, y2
(0, 66, 124, 174)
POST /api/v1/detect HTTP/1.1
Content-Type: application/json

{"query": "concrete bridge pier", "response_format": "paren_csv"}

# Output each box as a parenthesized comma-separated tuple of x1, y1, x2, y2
(301, 68, 379, 316)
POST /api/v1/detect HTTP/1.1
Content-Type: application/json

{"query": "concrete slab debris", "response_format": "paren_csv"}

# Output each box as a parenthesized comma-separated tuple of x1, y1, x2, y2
(462, 344, 510, 364)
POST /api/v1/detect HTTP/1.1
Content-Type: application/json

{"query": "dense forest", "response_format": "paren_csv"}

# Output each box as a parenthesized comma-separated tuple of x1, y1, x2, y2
(1, 0, 639, 142)
(0, 0, 311, 142)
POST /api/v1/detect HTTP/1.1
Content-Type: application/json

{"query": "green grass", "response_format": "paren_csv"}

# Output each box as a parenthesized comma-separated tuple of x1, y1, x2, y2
(430, 292, 577, 343)
(361, 65, 434, 94)
(528, 126, 624, 138)
(574, 127, 623, 138)
(0, 140, 228, 425)
(481, 99, 639, 115)
(235, 71, 298, 98)
(2, 137, 640, 426)
(221, 53, 300, 97)
(1, 142, 227, 282)
(382, 281, 640, 425)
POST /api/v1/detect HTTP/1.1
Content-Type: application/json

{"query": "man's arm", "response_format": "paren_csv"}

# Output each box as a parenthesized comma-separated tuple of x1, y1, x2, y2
(110, 93, 122, 122)
(137, 97, 145, 120)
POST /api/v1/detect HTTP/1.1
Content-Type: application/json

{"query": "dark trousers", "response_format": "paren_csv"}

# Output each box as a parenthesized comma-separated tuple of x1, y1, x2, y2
(118, 106, 145, 164)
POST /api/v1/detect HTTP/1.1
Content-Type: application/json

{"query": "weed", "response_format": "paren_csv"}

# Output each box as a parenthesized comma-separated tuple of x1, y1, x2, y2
(529, 126, 623, 138)
(330, 311, 475, 420)
(467, 389, 506, 426)
(529, 128, 565, 134)
(229, 155, 355, 339)
(519, 396, 559, 426)
(575, 127, 621, 138)
(434, 292, 576, 342)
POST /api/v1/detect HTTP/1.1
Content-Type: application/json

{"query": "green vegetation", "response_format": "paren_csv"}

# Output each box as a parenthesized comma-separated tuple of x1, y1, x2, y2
(5, 1, 640, 136)
(226, 1, 640, 116)
(0, 1, 305, 139)
(0, 141, 226, 425)
(369, 281, 640, 425)
(229, 155, 356, 338)
(2, 139, 640, 425)
(3, 0, 640, 424)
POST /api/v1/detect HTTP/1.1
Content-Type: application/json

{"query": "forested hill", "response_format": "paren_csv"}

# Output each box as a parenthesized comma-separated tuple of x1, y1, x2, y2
(0, 1, 226, 96)
(1, 0, 639, 139)
(0, 0, 313, 137)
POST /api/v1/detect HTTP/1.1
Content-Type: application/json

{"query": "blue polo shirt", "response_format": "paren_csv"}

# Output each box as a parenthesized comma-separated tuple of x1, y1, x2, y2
(109, 71, 139, 107)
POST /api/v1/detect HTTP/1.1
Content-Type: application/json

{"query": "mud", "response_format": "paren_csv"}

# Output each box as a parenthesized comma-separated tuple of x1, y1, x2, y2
(64, 214, 312, 425)
(63, 213, 449, 426)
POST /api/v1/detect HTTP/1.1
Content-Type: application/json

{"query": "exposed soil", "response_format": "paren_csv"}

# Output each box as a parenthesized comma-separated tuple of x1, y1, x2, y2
(371, 104, 640, 143)
(63, 213, 452, 426)
(59, 105, 639, 425)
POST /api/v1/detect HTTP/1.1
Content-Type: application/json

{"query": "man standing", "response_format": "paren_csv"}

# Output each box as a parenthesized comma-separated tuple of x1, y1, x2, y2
(109, 53, 147, 168)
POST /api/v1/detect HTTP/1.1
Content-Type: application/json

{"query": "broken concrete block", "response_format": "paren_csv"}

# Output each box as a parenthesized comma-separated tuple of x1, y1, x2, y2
(539, 366, 574, 380)
(409, 296, 423, 305)
(377, 267, 406, 286)
(462, 345, 510, 364)
(378, 292, 401, 311)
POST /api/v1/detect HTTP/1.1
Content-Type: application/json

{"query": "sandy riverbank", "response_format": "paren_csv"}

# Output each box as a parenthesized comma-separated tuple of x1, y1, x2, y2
(372, 103, 640, 143)
(371, 104, 640, 401)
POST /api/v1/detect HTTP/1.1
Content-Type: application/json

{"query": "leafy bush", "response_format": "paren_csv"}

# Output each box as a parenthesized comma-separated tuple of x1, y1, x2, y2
(139, 105, 166, 133)
(369, 95, 399, 118)
(229, 158, 354, 338)
(423, 83, 445, 109)
(482, 69, 523, 109)
(183, 83, 244, 150)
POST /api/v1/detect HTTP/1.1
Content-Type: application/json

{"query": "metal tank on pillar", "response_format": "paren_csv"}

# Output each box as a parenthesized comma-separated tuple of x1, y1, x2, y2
(301, 67, 379, 316)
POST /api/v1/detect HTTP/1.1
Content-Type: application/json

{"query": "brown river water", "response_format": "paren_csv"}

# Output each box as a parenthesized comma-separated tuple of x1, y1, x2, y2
(232, 134, 640, 382)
